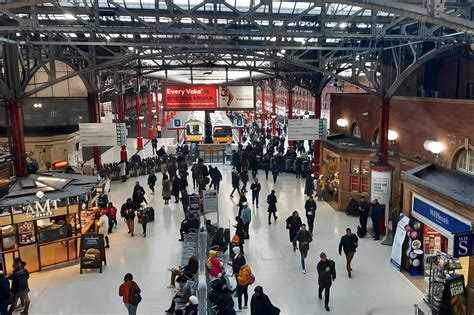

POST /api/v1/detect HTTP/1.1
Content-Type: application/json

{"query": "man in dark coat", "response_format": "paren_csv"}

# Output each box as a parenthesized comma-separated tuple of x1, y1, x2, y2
(230, 170, 241, 198)
(250, 178, 261, 208)
(286, 211, 302, 251)
(266, 190, 278, 224)
(358, 197, 370, 236)
(132, 181, 147, 208)
(317, 252, 336, 312)
(338, 228, 359, 278)
(250, 286, 279, 315)
(294, 224, 312, 273)
(304, 196, 317, 235)
(370, 199, 384, 240)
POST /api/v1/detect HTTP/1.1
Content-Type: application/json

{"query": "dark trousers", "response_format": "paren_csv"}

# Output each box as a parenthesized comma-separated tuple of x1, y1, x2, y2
(268, 211, 277, 223)
(230, 186, 240, 196)
(272, 174, 278, 183)
(237, 284, 248, 309)
(252, 192, 259, 206)
(307, 216, 315, 234)
(360, 213, 368, 236)
(192, 177, 197, 188)
(149, 184, 155, 193)
(152, 146, 157, 155)
(211, 180, 220, 190)
(318, 285, 331, 307)
(142, 221, 148, 235)
(105, 235, 110, 248)
(244, 222, 250, 238)
(372, 218, 380, 239)
(241, 181, 248, 191)
(108, 219, 116, 233)
(264, 169, 269, 179)
(300, 249, 308, 270)
(251, 169, 257, 178)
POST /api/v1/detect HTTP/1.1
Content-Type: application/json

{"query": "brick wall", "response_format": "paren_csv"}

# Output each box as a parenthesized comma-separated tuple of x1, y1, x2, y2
(330, 94, 474, 168)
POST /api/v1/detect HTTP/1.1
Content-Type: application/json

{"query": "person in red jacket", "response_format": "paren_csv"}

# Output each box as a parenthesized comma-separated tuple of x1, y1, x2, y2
(105, 202, 118, 233)
(119, 273, 141, 315)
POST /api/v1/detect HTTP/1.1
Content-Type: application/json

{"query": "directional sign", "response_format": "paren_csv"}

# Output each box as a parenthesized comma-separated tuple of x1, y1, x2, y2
(287, 119, 320, 141)
(79, 123, 118, 147)
(116, 123, 127, 146)
(173, 118, 182, 128)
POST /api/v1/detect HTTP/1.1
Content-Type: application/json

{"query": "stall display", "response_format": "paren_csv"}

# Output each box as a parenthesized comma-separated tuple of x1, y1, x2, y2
(18, 221, 36, 246)
(1, 225, 16, 250)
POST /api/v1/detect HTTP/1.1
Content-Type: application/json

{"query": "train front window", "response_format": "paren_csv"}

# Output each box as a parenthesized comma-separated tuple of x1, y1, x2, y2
(213, 126, 232, 137)
(187, 125, 202, 135)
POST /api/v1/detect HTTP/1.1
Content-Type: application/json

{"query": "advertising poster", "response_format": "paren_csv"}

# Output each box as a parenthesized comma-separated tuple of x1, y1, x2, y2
(219, 85, 255, 110)
(370, 169, 392, 206)
(203, 190, 218, 214)
(390, 214, 410, 270)
(80, 233, 106, 273)
(163, 85, 219, 110)
(441, 275, 467, 315)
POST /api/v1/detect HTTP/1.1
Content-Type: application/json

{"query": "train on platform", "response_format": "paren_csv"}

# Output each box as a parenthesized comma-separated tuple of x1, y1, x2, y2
(210, 111, 234, 143)
(184, 111, 205, 143)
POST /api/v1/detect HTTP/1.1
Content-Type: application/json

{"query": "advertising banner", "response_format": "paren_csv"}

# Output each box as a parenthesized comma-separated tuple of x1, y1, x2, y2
(79, 123, 118, 147)
(453, 233, 473, 258)
(441, 275, 467, 315)
(287, 119, 320, 141)
(80, 233, 106, 274)
(390, 214, 410, 270)
(370, 169, 392, 207)
(163, 85, 219, 110)
(219, 85, 255, 110)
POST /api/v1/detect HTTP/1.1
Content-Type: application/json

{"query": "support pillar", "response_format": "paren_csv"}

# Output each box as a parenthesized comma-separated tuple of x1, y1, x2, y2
(7, 100, 27, 177)
(261, 83, 266, 135)
(288, 89, 294, 148)
(271, 84, 276, 138)
(117, 93, 128, 162)
(155, 89, 162, 138)
(147, 91, 154, 139)
(176, 129, 180, 144)
(135, 92, 144, 150)
(313, 94, 322, 173)
(87, 93, 102, 170)
(378, 98, 390, 164)
(238, 128, 242, 143)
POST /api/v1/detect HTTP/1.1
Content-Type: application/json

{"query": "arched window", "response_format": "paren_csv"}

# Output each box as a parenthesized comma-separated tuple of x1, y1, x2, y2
(351, 121, 361, 139)
(456, 149, 474, 174)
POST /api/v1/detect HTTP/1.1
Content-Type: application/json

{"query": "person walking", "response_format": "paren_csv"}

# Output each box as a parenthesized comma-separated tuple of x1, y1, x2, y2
(151, 137, 158, 155)
(294, 224, 312, 274)
(266, 190, 278, 224)
(236, 263, 253, 311)
(286, 211, 302, 252)
(138, 205, 151, 237)
(250, 286, 280, 315)
(0, 272, 10, 315)
(317, 253, 336, 312)
(162, 174, 172, 205)
(97, 209, 110, 248)
(105, 202, 118, 233)
(8, 258, 30, 315)
(338, 228, 358, 278)
(147, 171, 157, 195)
(209, 166, 222, 191)
(230, 170, 241, 198)
(240, 202, 251, 239)
(241, 169, 249, 192)
(371, 199, 384, 240)
(132, 181, 147, 209)
(234, 216, 246, 254)
(120, 160, 128, 182)
(304, 196, 317, 235)
(250, 178, 261, 208)
(119, 273, 141, 315)
(271, 161, 279, 184)
(238, 191, 247, 217)
(172, 176, 181, 203)
(262, 155, 270, 180)
(358, 197, 370, 237)
(181, 189, 190, 213)
(125, 204, 136, 237)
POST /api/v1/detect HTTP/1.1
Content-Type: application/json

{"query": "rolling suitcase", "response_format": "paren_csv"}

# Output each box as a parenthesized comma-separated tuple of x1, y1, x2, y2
(146, 207, 155, 222)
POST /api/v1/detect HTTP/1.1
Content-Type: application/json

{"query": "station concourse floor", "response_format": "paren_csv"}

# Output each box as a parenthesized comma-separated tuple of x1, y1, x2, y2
(25, 163, 424, 315)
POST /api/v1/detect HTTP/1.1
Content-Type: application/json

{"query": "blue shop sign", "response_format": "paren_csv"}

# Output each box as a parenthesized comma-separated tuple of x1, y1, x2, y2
(412, 196, 471, 234)
(453, 233, 473, 258)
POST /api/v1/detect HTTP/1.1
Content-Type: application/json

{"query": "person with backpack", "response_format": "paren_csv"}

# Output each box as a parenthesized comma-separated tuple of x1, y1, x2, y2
(266, 190, 278, 224)
(119, 273, 141, 315)
(8, 258, 30, 315)
(236, 263, 254, 311)
(147, 171, 157, 195)
(250, 286, 280, 315)
(294, 224, 312, 274)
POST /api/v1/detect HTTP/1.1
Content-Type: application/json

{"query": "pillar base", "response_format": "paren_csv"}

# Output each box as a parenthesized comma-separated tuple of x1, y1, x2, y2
(137, 137, 144, 150)
(120, 147, 128, 162)
(466, 284, 474, 313)
(148, 128, 154, 139)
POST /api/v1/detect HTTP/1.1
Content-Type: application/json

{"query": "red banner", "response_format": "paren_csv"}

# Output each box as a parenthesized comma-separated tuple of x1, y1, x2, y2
(163, 85, 219, 110)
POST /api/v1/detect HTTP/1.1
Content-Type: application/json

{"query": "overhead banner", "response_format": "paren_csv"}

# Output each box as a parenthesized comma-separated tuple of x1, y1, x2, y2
(219, 85, 255, 110)
(163, 85, 219, 110)
(79, 123, 118, 147)
(287, 119, 320, 141)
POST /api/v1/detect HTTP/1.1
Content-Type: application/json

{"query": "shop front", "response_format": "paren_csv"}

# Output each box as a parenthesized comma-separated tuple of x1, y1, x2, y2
(0, 173, 104, 274)
(400, 164, 474, 313)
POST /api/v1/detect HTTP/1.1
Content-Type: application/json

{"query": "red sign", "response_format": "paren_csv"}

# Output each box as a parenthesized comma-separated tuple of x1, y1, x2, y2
(163, 85, 219, 110)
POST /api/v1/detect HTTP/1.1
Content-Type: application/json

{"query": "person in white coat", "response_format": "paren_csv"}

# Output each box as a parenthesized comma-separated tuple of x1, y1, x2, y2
(97, 209, 110, 248)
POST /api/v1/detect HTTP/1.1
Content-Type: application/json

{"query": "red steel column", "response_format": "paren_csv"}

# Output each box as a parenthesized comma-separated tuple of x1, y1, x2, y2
(8, 99, 27, 177)
(261, 83, 266, 135)
(271, 85, 276, 138)
(147, 91, 153, 139)
(117, 93, 128, 162)
(313, 94, 322, 173)
(155, 89, 162, 137)
(378, 97, 390, 164)
(88, 93, 101, 170)
(288, 90, 294, 148)
(135, 92, 144, 150)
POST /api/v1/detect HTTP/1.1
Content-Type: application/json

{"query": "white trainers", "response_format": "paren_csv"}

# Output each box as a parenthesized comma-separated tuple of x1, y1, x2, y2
(302, 269, 306, 274)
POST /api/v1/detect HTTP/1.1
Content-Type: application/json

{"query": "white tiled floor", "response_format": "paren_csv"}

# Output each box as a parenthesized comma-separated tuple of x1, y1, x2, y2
(25, 163, 424, 315)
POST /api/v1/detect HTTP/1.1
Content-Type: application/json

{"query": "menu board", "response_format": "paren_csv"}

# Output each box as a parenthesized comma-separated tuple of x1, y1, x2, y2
(189, 194, 201, 214)
(80, 233, 106, 274)
(18, 221, 36, 246)
(203, 190, 218, 214)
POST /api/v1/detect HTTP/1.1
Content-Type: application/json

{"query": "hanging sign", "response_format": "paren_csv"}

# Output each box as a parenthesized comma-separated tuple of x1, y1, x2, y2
(219, 85, 255, 110)
(80, 233, 106, 274)
(79, 123, 118, 147)
(163, 85, 219, 110)
(287, 119, 320, 141)
(452, 233, 473, 258)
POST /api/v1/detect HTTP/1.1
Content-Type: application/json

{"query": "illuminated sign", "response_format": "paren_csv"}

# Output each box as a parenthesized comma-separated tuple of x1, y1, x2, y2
(23, 199, 60, 218)
(163, 85, 219, 110)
